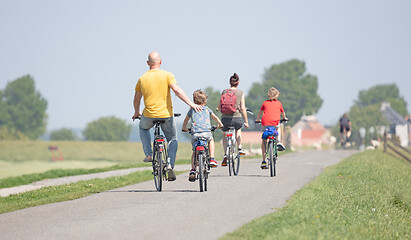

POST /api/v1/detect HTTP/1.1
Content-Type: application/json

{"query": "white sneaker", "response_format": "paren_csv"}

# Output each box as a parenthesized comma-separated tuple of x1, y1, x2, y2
(238, 148, 246, 155)
(277, 142, 286, 151)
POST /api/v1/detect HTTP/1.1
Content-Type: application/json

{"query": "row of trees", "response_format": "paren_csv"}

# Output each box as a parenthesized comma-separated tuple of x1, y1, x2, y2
(50, 117, 132, 141)
(0, 75, 131, 141)
(2, 61, 407, 142)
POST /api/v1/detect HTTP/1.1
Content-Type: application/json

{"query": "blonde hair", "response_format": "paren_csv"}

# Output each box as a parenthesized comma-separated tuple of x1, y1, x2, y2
(268, 87, 280, 100)
(193, 90, 207, 105)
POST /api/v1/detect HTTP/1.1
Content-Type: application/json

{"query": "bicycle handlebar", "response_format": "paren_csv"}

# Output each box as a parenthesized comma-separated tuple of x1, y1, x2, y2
(215, 108, 254, 115)
(255, 118, 288, 124)
(182, 126, 218, 133)
(132, 113, 181, 121)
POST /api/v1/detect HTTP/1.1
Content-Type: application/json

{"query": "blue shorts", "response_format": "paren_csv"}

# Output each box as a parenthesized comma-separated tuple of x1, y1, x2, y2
(262, 126, 278, 140)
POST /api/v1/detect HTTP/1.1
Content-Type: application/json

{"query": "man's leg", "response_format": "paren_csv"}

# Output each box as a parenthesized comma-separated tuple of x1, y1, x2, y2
(139, 115, 154, 160)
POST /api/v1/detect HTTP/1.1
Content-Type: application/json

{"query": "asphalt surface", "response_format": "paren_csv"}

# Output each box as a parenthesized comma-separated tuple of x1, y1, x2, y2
(0, 150, 357, 240)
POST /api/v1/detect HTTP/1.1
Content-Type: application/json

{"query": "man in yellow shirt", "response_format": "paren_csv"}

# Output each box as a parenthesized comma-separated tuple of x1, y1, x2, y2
(132, 52, 202, 181)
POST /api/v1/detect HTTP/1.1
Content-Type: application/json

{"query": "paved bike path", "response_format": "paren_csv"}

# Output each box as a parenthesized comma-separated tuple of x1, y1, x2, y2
(0, 150, 357, 240)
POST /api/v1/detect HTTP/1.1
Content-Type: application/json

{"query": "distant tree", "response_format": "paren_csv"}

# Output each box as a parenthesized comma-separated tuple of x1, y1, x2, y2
(50, 128, 77, 141)
(83, 116, 131, 141)
(348, 105, 388, 132)
(0, 75, 48, 139)
(204, 86, 222, 116)
(0, 90, 12, 128)
(0, 127, 29, 140)
(246, 59, 323, 126)
(355, 84, 408, 116)
(203, 86, 224, 140)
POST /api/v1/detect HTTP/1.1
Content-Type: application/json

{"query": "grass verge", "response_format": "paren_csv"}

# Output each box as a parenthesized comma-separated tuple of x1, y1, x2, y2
(0, 163, 143, 188)
(0, 170, 183, 214)
(222, 150, 411, 240)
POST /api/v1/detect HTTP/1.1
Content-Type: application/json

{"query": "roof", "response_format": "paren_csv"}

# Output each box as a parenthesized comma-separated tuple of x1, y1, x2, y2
(290, 115, 326, 133)
(380, 102, 407, 125)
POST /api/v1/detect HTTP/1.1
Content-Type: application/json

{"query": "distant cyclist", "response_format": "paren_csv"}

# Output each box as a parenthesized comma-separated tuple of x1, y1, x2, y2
(217, 73, 249, 166)
(255, 87, 287, 169)
(132, 52, 202, 181)
(339, 113, 351, 143)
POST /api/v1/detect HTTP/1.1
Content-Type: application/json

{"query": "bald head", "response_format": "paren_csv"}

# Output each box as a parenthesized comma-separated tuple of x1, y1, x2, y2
(148, 52, 161, 64)
(147, 52, 161, 70)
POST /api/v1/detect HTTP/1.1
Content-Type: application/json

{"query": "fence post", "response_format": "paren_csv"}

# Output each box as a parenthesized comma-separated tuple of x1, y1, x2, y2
(383, 131, 387, 153)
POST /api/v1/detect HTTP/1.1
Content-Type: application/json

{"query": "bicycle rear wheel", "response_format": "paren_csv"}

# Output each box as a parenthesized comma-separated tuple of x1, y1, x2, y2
(342, 134, 347, 149)
(232, 153, 240, 175)
(198, 154, 205, 192)
(228, 146, 234, 176)
(204, 154, 209, 191)
(268, 141, 275, 177)
(153, 150, 163, 191)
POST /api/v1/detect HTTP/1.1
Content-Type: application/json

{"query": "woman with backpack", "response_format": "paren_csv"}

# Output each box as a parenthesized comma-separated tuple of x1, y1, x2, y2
(217, 73, 249, 166)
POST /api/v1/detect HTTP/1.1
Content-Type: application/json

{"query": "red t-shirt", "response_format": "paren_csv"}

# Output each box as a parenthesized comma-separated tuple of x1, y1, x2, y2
(260, 100, 284, 126)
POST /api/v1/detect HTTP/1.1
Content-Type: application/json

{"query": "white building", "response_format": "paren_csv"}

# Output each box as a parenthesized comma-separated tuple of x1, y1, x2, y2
(380, 102, 409, 147)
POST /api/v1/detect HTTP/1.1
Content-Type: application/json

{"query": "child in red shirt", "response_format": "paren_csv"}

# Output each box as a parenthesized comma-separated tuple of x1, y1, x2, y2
(256, 87, 287, 169)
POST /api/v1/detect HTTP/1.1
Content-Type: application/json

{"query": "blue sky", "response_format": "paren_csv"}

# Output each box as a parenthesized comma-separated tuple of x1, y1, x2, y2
(1, 0, 410, 130)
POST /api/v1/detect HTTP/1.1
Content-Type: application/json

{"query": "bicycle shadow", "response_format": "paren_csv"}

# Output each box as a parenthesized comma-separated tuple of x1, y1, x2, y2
(210, 174, 271, 178)
(107, 189, 198, 193)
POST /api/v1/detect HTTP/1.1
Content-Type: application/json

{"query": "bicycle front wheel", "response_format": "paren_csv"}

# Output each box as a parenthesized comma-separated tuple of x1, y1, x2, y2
(268, 141, 275, 177)
(153, 150, 163, 191)
(198, 154, 205, 192)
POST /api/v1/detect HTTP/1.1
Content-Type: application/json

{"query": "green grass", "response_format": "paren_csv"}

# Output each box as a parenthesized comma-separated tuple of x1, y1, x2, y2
(222, 150, 411, 240)
(0, 160, 119, 178)
(0, 170, 183, 214)
(0, 141, 163, 163)
(0, 163, 144, 188)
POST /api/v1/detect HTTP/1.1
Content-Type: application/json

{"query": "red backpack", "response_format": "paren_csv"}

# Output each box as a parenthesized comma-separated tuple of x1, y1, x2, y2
(220, 89, 238, 114)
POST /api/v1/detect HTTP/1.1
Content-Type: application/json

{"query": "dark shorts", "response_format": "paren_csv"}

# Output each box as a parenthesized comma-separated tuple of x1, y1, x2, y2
(222, 117, 243, 131)
(340, 126, 350, 133)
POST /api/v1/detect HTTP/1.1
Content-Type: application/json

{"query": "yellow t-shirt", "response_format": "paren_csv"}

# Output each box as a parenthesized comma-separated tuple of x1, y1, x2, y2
(135, 69, 177, 118)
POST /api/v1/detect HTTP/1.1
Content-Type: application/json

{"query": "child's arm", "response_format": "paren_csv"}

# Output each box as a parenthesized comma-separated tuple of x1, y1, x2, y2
(256, 110, 264, 122)
(282, 111, 287, 120)
(210, 112, 224, 129)
(182, 115, 190, 132)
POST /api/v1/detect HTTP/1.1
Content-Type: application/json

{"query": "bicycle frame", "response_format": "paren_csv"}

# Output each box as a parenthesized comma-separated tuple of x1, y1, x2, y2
(193, 138, 210, 192)
(265, 134, 278, 177)
(152, 121, 168, 192)
(225, 127, 240, 176)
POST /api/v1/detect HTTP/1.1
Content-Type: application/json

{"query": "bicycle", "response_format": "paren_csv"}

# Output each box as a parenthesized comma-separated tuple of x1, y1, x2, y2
(341, 129, 347, 149)
(133, 113, 181, 192)
(221, 109, 253, 176)
(183, 126, 217, 192)
(255, 119, 287, 177)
